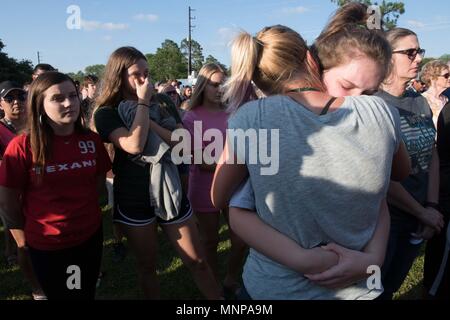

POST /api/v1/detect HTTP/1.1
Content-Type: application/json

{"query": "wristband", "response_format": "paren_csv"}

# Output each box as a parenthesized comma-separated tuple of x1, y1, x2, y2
(137, 103, 150, 108)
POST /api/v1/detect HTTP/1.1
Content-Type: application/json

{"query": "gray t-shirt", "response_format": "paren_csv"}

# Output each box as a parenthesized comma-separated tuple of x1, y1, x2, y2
(229, 179, 255, 210)
(227, 95, 401, 300)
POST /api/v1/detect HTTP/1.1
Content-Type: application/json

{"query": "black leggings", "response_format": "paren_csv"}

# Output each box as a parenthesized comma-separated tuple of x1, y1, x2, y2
(28, 227, 103, 300)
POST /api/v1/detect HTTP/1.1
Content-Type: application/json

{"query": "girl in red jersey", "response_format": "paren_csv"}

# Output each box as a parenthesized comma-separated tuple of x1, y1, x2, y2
(0, 72, 111, 300)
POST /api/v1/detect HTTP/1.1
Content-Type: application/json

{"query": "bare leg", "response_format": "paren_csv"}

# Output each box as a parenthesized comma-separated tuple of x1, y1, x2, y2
(194, 211, 220, 281)
(223, 208, 248, 292)
(163, 217, 222, 299)
(119, 222, 160, 299)
(17, 247, 46, 298)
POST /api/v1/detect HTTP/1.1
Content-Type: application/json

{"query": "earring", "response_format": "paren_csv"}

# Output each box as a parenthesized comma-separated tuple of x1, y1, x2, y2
(39, 114, 43, 125)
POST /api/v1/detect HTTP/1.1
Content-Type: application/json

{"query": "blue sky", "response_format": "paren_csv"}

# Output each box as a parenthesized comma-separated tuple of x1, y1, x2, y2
(1, 0, 449, 74)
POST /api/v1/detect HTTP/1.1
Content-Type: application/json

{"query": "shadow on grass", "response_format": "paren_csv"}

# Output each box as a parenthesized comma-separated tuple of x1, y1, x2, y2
(0, 226, 33, 300)
(95, 209, 240, 300)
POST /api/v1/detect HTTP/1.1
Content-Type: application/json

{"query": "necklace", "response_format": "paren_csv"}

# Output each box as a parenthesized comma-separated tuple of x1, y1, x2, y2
(0, 118, 17, 134)
(287, 87, 321, 94)
(286, 87, 336, 115)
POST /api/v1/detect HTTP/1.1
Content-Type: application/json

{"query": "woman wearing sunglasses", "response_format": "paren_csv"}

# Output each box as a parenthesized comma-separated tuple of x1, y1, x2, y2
(376, 28, 445, 300)
(421, 60, 450, 127)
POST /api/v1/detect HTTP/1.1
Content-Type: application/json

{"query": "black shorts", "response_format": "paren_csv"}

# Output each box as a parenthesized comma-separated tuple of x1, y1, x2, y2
(113, 193, 193, 226)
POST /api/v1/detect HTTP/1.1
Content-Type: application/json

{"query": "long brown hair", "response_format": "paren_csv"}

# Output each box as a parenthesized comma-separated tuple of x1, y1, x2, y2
(28, 72, 85, 174)
(312, 2, 391, 80)
(188, 63, 227, 110)
(95, 46, 147, 112)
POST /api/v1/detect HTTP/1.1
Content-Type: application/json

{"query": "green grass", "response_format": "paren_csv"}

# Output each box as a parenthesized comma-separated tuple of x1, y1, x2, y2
(0, 207, 234, 300)
(0, 207, 424, 300)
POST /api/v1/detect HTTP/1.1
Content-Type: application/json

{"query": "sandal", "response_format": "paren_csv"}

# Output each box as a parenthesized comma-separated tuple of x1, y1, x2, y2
(32, 291, 47, 300)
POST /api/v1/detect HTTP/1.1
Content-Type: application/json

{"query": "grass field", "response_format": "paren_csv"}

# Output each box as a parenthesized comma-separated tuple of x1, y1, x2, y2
(0, 207, 424, 300)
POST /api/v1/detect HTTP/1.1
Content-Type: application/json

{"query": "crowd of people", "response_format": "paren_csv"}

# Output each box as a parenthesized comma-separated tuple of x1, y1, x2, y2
(0, 2, 449, 300)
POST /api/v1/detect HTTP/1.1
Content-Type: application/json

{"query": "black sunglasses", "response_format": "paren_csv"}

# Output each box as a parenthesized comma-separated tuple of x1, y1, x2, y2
(392, 48, 426, 61)
(2, 93, 26, 103)
(166, 91, 177, 95)
(440, 73, 450, 79)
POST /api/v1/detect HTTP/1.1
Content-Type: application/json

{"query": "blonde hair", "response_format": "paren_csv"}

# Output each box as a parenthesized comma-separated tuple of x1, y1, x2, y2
(421, 60, 449, 87)
(222, 25, 323, 112)
(313, 2, 391, 79)
(188, 63, 226, 110)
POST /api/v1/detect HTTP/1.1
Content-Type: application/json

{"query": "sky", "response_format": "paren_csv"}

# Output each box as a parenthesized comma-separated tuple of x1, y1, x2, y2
(1, 0, 449, 74)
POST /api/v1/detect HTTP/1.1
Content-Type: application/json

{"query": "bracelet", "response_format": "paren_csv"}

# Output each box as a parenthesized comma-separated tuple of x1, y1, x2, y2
(137, 103, 151, 108)
(424, 201, 440, 210)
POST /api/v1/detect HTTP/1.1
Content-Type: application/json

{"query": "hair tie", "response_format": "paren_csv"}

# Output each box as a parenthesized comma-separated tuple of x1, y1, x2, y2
(356, 23, 368, 30)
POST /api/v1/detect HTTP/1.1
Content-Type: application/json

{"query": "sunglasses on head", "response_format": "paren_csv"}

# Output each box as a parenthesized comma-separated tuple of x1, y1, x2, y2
(2, 93, 26, 103)
(166, 91, 177, 95)
(392, 48, 426, 61)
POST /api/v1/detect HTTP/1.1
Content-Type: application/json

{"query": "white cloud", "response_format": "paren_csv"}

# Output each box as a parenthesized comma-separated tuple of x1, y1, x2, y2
(217, 27, 239, 46)
(280, 6, 309, 15)
(81, 19, 129, 31)
(407, 20, 425, 28)
(133, 13, 159, 22)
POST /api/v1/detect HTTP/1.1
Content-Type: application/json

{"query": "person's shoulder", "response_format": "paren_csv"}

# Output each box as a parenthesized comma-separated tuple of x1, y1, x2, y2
(95, 105, 117, 115)
(5, 133, 30, 154)
(94, 105, 121, 122)
(349, 95, 401, 123)
(10, 133, 28, 145)
(235, 96, 275, 114)
(182, 107, 201, 121)
(349, 95, 391, 110)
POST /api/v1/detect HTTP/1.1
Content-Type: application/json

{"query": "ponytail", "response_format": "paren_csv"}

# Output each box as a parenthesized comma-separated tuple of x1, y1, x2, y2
(222, 32, 260, 113)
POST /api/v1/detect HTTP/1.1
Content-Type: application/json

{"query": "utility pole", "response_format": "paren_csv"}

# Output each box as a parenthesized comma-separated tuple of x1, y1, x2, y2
(188, 6, 195, 78)
(37, 51, 41, 64)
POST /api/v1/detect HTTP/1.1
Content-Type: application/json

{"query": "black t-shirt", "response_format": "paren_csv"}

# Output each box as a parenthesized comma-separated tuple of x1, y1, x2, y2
(93, 94, 182, 209)
(376, 90, 436, 226)
(437, 101, 450, 208)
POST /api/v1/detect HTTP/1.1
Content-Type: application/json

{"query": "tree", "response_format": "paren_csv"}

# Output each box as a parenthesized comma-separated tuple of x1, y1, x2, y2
(84, 64, 105, 78)
(439, 54, 450, 63)
(330, 0, 405, 30)
(146, 40, 187, 81)
(204, 55, 228, 72)
(0, 39, 33, 84)
(419, 54, 450, 68)
(66, 71, 85, 83)
(180, 39, 204, 74)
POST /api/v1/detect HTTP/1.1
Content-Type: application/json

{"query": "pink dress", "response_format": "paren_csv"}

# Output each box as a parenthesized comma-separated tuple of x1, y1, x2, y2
(183, 106, 228, 212)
